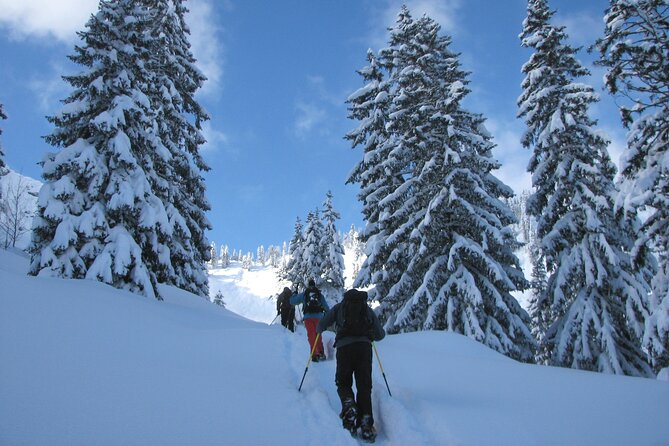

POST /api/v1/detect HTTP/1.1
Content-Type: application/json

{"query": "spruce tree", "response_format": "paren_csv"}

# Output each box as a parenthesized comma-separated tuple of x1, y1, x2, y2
(144, 0, 211, 297)
(594, 0, 669, 373)
(29, 0, 169, 298)
(219, 245, 230, 268)
(528, 241, 549, 354)
(345, 46, 403, 304)
(242, 252, 252, 270)
(283, 217, 306, 286)
(302, 209, 326, 285)
(348, 7, 534, 360)
(213, 289, 225, 307)
(320, 191, 345, 289)
(268, 245, 280, 268)
(29, 0, 211, 299)
(518, 0, 654, 375)
(344, 225, 365, 281)
(209, 242, 219, 268)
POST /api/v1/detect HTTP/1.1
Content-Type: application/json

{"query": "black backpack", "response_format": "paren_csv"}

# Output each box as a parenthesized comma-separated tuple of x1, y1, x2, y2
(303, 287, 325, 314)
(338, 289, 372, 338)
(278, 288, 292, 310)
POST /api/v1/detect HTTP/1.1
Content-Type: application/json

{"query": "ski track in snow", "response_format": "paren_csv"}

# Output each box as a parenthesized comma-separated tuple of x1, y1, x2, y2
(231, 267, 448, 445)
(209, 263, 476, 444)
(284, 325, 436, 445)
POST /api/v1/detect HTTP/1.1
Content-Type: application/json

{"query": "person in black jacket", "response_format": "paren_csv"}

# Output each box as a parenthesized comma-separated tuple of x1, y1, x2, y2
(276, 287, 295, 332)
(317, 288, 385, 442)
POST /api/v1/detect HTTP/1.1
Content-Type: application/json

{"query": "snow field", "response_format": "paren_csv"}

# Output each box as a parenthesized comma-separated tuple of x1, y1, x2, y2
(1, 249, 668, 445)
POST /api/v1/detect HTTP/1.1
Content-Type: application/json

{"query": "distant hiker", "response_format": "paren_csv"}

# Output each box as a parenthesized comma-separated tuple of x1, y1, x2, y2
(276, 287, 295, 332)
(290, 279, 329, 362)
(317, 288, 385, 443)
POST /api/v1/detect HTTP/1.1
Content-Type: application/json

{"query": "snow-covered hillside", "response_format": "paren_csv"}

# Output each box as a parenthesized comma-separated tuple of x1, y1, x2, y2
(0, 169, 40, 250)
(1, 248, 667, 446)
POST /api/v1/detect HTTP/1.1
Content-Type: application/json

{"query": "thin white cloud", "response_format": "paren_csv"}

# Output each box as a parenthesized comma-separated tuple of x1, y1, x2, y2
(27, 61, 72, 113)
(0, 0, 97, 42)
(0, 0, 225, 99)
(306, 75, 347, 108)
(486, 118, 533, 195)
(555, 10, 603, 49)
(186, 0, 226, 98)
(292, 74, 350, 140)
(294, 102, 327, 139)
(201, 120, 234, 156)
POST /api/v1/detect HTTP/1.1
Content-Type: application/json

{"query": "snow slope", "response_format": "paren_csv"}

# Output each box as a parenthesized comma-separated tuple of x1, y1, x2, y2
(1, 249, 668, 446)
(0, 169, 41, 250)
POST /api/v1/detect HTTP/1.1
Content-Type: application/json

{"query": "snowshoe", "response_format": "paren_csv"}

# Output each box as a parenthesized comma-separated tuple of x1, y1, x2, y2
(359, 415, 376, 443)
(340, 399, 358, 435)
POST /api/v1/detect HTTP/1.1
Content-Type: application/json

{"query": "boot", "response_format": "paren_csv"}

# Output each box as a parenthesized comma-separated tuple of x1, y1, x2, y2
(339, 398, 358, 434)
(359, 414, 376, 443)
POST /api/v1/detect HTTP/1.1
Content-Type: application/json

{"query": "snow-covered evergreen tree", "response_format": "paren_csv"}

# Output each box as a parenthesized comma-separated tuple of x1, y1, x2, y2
(528, 241, 549, 349)
(320, 191, 345, 289)
(281, 241, 289, 270)
(213, 289, 225, 307)
(257, 245, 266, 266)
(594, 0, 669, 374)
(29, 0, 172, 298)
(347, 7, 534, 361)
(219, 244, 230, 268)
(267, 245, 281, 268)
(507, 190, 535, 244)
(518, 0, 654, 375)
(28, 0, 211, 300)
(144, 0, 211, 297)
(345, 45, 403, 304)
(0, 102, 7, 177)
(209, 242, 219, 269)
(282, 217, 306, 286)
(301, 209, 326, 285)
(344, 225, 365, 281)
(242, 252, 253, 270)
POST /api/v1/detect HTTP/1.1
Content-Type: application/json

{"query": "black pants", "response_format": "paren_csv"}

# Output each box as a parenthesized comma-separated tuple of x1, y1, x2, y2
(280, 307, 295, 332)
(335, 342, 373, 422)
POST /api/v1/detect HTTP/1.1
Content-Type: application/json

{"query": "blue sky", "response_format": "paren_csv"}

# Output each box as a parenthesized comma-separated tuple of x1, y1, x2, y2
(0, 0, 624, 254)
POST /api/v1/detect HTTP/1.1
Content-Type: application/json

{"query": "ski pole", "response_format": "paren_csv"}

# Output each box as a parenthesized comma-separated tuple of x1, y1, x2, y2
(298, 333, 320, 392)
(372, 342, 392, 397)
(269, 313, 280, 325)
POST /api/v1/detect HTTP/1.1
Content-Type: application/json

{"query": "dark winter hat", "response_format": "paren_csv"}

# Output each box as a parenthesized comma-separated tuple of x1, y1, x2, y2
(343, 288, 367, 301)
(308, 279, 316, 287)
(283, 287, 291, 294)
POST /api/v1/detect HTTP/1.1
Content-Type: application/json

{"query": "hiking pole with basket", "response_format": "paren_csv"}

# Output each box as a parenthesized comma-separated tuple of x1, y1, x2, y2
(298, 333, 321, 392)
(372, 341, 392, 397)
